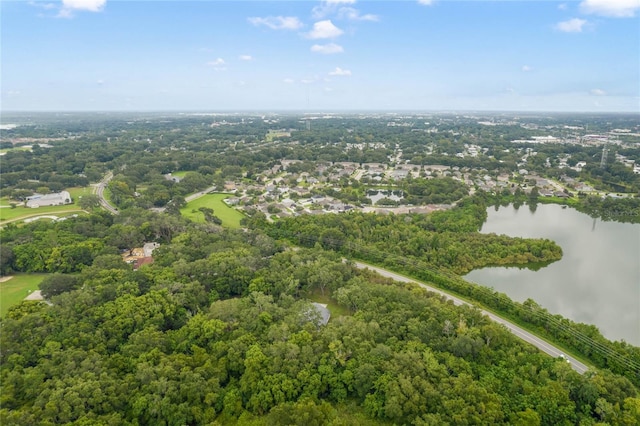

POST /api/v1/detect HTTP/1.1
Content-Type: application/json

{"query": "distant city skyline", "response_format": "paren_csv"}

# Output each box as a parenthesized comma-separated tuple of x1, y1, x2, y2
(2, 0, 639, 112)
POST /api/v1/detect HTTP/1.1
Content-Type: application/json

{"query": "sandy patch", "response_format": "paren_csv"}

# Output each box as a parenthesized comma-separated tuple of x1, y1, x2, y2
(0, 276, 14, 283)
(24, 290, 44, 301)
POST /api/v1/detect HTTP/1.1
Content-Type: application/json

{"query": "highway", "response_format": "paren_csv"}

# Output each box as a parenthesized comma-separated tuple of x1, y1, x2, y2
(94, 171, 119, 215)
(352, 261, 589, 375)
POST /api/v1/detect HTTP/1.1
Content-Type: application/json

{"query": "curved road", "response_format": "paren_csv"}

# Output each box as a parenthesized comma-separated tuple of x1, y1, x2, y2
(94, 172, 119, 215)
(352, 261, 589, 374)
(94, 171, 215, 214)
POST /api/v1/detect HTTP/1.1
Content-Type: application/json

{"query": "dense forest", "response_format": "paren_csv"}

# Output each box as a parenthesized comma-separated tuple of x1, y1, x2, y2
(2, 113, 640, 424)
(2, 217, 639, 425)
(262, 196, 563, 275)
(261, 197, 640, 381)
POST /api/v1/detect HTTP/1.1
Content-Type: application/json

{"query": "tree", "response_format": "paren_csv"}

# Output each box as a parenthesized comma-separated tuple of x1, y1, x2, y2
(78, 194, 100, 210)
(106, 224, 145, 253)
(39, 274, 81, 298)
(198, 207, 222, 225)
(0, 245, 15, 275)
(165, 197, 186, 215)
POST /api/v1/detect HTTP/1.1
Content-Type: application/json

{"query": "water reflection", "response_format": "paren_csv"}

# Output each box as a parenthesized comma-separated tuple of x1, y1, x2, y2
(465, 204, 640, 345)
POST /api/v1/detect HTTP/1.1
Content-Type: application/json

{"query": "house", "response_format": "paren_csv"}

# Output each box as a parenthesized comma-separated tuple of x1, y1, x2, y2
(306, 302, 331, 326)
(143, 242, 160, 257)
(26, 191, 72, 208)
(224, 197, 240, 206)
(574, 161, 587, 172)
(311, 194, 326, 204)
(133, 257, 154, 270)
(391, 169, 409, 179)
(281, 198, 296, 208)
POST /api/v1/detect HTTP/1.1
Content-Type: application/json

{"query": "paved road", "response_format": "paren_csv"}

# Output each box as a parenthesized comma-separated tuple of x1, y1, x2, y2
(352, 261, 589, 375)
(185, 185, 217, 202)
(94, 172, 119, 215)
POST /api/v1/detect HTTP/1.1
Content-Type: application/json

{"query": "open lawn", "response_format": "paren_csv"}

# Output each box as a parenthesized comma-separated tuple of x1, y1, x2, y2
(181, 193, 244, 228)
(0, 205, 87, 223)
(309, 289, 352, 320)
(69, 186, 93, 200)
(171, 171, 190, 178)
(0, 274, 47, 317)
(0, 146, 32, 155)
(0, 186, 90, 223)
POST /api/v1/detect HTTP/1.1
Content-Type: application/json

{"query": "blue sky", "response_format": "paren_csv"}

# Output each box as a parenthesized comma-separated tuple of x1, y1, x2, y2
(2, 0, 639, 112)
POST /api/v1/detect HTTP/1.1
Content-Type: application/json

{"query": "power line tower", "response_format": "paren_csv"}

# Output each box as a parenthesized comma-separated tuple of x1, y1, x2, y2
(600, 142, 608, 169)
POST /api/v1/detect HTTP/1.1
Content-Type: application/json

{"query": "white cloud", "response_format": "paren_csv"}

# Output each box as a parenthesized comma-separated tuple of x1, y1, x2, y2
(207, 58, 226, 71)
(56, 0, 106, 18)
(248, 16, 303, 30)
(522, 65, 532, 72)
(329, 67, 352, 76)
(580, 0, 640, 17)
(324, 87, 334, 93)
(555, 18, 588, 32)
(96, 79, 105, 85)
(558, 3, 568, 10)
(590, 88, 607, 95)
(311, 43, 344, 54)
(28, 2, 57, 10)
(337, 7, 379, 21)
(283, 78, 295, 84)
(62, 0, 106, 12)
(239, 55, 253, 61)
(301, 78, 318, 84)
(306, 20, 344, 39)
(418, 0, 435, 5)
(313, 0, 357, 18)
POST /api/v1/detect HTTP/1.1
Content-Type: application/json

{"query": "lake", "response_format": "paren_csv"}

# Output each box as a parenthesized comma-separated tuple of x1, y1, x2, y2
(465, 204, 640, 346)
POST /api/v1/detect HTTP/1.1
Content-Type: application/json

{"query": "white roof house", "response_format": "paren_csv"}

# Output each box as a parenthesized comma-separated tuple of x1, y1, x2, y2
(308, 302, 331, 327)
(143, 242, 160, 257)
(26, 191, 72, 208)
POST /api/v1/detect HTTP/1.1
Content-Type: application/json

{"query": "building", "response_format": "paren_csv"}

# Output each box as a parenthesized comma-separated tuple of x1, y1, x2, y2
(143, 242, 160, 257)
(307, 302, 331, 327)
(26, 191, 72, 208)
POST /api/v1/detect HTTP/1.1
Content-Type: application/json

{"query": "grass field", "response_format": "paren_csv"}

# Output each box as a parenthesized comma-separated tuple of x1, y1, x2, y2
(69, 186, 93, 200)
(171, 171, 190, 178)
(0, 146, 32, 155)
(181, 193, 244, 228)
(0, 186, 90, 223)
(309, 289, 351, 320)
(0, 274, 47, 317)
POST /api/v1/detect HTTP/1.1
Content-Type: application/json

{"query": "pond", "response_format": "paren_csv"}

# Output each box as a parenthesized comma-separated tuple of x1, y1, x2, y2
(465, 203, 640, 346)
